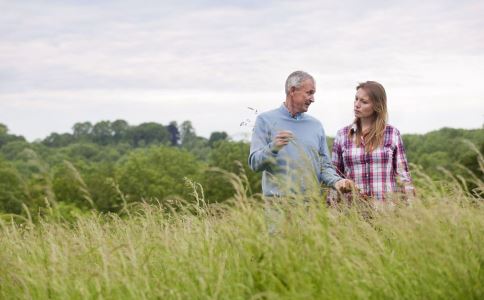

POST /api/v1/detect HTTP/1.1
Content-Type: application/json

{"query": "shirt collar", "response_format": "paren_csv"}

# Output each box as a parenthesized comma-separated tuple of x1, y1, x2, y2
(280, 103, 303, 120)
(350, 123, 358, 133)
(350, 123, 367, 146)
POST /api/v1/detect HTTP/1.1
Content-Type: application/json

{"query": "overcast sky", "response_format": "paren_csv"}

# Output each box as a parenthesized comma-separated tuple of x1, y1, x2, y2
(1, 0, 483, 141)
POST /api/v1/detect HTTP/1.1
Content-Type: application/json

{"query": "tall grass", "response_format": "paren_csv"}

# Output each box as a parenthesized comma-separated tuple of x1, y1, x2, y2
(0, 164, 483, 299)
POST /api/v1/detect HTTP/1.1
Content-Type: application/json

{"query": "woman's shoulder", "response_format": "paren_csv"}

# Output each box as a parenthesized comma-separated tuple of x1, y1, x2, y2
(383, 124, 404, 147)
(385, 124, 402, 136)
(337, 124, 355, 136)
(333, 124, 354, 145)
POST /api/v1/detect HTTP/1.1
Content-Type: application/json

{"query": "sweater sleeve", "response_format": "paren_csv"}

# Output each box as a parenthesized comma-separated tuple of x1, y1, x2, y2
(248, 115, 278, 172)
(331, 130, 345, 177)
(326, 130, 346, 203)
(319, 126, 342, 187)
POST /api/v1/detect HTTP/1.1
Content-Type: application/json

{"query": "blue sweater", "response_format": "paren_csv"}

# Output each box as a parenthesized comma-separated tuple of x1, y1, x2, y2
(248, 104, 341, 196)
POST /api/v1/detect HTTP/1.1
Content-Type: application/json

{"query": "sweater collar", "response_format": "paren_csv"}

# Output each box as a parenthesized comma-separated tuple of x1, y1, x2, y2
(280, 103, 303, 120)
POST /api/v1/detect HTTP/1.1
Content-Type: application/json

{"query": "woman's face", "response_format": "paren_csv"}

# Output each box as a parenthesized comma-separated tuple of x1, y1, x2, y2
(354, 88, 375, 119)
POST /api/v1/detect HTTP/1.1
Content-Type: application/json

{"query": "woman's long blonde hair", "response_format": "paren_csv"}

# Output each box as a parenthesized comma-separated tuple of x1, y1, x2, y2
(350, 81, 388, 152)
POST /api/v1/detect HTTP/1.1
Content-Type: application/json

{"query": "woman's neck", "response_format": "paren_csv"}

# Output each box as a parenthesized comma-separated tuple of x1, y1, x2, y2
(359, 117, 373, 133)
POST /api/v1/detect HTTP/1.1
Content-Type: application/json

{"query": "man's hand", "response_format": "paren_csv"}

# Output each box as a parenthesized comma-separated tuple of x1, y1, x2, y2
(272, 131, 294, 152)
(334, 179, 355, 193)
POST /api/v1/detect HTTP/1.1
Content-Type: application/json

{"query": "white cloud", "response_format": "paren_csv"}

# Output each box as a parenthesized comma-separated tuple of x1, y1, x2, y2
(0, 0, 483, 140)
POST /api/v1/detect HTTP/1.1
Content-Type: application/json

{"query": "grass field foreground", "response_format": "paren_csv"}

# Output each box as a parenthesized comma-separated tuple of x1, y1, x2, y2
(0, 167, 483, 299)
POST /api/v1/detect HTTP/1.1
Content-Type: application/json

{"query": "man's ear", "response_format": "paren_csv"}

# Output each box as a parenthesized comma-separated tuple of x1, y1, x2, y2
(289, 86, 297, 95)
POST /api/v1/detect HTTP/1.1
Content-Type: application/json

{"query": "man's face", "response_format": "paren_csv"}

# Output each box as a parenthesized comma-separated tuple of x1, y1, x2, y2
(289, 79, 315, 114)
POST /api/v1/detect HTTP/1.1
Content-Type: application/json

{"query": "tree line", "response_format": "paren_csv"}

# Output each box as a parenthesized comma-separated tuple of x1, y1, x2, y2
(0, 120, 482, 219)
(0, 120, 256, 218)
(39, 120, 227, 149)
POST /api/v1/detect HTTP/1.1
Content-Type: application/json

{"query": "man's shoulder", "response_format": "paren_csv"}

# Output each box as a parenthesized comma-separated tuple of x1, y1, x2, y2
(256, 107, 282, 120)
(303, 113, 321, 123)
(303, 114, 324, 129)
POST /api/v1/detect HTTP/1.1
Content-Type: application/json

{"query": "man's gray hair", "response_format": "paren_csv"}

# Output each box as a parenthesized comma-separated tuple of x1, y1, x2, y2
(285, 71, 314, 95)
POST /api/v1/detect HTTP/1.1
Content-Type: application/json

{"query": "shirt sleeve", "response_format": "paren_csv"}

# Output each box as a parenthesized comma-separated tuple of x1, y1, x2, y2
(393, 129, 414, 194)
(248, 115, 278, 172)
(319, 127, 342, 187)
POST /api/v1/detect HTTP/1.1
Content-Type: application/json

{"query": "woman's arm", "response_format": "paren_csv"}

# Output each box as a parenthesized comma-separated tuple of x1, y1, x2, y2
(393, 129, 415, 197)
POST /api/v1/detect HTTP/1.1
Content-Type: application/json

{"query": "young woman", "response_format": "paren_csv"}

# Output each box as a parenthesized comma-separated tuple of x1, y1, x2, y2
(330, 81, 414, 202)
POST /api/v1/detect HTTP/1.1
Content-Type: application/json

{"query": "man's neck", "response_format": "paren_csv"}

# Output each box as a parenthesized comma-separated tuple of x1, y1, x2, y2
(283, 101, 298, 117)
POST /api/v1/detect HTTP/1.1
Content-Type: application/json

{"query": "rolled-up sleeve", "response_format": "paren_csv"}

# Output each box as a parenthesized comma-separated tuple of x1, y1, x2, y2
(393, 129, 414, 193)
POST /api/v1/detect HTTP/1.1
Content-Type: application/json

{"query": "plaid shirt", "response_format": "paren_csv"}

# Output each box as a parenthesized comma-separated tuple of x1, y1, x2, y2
(330, 124, 414, 201)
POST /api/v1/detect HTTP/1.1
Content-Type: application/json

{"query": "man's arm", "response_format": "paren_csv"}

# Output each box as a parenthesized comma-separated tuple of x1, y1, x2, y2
(248, 115, 277, 172)
(319, 129, 343, 187)
(331, 130, 345, 177)
(318, 128, 354, 192)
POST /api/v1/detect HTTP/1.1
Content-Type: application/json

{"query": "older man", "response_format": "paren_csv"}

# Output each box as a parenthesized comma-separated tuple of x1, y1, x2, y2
(248, 70, 352, 197)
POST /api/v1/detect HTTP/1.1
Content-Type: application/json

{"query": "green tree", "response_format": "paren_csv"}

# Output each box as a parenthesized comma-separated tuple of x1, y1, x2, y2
(52, 161, 121, 212)
(180, 121, 210, 160)
(167, 121, 180, 146)
(72, 122, 93, 141)
(115, 146, 201, 203)
(202, 141, 261, 202)
(127, 122, 169, 147)
(92, 121, 113, 145)
(180, 121, 197, 147)
(111, 119, 130, 143)
(0, 124, 7, 135)
(0, 123, 26, 149)
(42, 133, 75, 147)
(208, 131, 228, 147)
(0, 158, 29, 214)
(0, 140, 31, 161)
(64, 143, 101, 161)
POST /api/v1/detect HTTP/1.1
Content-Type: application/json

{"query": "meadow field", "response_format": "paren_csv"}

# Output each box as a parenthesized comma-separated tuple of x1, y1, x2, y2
(1, 166, 483, 300)
(0, 125, 483, 299)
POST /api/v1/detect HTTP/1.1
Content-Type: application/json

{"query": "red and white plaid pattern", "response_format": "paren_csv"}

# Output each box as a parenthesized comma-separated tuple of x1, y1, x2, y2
(330, 124, 414, 201)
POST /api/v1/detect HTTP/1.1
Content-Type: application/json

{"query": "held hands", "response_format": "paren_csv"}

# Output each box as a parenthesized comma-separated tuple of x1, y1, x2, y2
(272, 131, 294, 152)
(334, 179, 355, 193)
